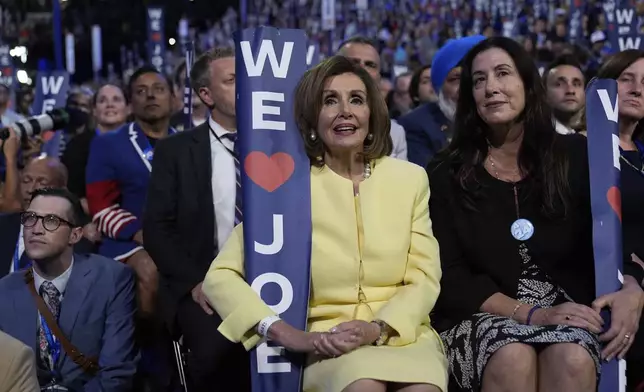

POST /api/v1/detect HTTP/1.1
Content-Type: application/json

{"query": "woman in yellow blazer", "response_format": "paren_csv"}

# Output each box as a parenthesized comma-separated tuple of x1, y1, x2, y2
(202, 55, 448, 392)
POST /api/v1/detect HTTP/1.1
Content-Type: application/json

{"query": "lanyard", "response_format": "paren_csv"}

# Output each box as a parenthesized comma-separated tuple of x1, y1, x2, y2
(208, 124, 237, 159)
(41, 314, 62, 377)
(135, 124, 177, 163)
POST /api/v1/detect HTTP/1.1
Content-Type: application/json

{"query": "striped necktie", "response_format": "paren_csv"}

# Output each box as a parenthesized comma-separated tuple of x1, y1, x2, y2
(221, 133, 243, 225)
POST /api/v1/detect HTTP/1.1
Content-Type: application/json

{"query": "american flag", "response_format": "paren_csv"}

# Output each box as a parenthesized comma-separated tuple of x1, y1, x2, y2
(183, 41, 195, 131)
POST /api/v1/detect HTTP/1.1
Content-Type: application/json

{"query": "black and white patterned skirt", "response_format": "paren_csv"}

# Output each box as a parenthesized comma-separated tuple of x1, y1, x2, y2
(441, 244, 601, 391)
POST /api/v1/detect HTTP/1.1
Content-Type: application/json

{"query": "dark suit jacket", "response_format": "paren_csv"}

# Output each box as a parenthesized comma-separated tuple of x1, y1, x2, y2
(0, 254, 139, 392)
(143, 122, 217, 332)
(397, 102, 450, 169)
(0, 213, 97, 279)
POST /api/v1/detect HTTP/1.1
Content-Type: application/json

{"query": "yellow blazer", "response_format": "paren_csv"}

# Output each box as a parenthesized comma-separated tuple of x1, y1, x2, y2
(203, 157, 447, 391)
(0, 330, 39, 392)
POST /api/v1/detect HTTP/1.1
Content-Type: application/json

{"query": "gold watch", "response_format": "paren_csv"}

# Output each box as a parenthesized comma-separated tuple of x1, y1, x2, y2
(371, 319, 389, 346)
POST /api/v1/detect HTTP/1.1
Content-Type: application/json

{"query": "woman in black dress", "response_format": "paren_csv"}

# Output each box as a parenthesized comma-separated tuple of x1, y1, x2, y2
(428, 37, 644, 392)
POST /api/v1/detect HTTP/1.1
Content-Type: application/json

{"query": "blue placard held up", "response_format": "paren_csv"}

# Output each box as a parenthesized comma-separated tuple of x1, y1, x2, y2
(603, 0, 642, 51)
(585, 78, 626, 392)
(0, 44, 17, 111)
(31, 71, 70, 115)
(147, 7, 166, 73)
(235, 26, 311, 392)
(182, 42, 195, 131)
(32, 71, 70, 158)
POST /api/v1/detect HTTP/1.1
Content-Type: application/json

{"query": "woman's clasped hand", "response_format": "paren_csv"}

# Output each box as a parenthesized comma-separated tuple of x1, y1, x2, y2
(280, 320, 381, 358)
(313, 320, 381, 358)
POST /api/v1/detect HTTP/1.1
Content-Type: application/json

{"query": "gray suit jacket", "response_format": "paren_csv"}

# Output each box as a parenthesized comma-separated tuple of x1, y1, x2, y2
(0, 329, 39, 392)
(0, 254, 139, 392)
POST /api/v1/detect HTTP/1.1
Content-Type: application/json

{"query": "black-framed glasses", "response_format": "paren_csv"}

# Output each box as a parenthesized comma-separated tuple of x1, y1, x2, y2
(20, 212, 76, 232)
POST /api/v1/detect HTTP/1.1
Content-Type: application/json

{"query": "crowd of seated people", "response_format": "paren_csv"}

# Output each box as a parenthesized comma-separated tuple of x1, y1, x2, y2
(0, 32, 644, 392)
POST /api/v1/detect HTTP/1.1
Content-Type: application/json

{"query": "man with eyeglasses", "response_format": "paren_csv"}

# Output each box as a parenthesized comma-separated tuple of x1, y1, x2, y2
(0, 187, 138, 391)
(0, 150, 96, 278)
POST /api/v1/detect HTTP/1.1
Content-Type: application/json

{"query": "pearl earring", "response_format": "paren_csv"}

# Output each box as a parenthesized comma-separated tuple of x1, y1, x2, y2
(367, 133, 374, 141)
(309, 131, 317, 141)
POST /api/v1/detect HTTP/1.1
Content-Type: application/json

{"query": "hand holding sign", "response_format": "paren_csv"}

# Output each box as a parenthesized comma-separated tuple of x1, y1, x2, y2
(592, 280, 644, 361)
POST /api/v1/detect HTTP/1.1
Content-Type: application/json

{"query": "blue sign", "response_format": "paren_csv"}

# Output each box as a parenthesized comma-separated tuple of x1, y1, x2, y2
(41, 129, 65, 158)
(0, 44, 16, 109)
(586, 78, 626, 392)
(31, 71, 70, 115)
(147, 7, 166, 73)
(0, 45, 15, 89)
(183, 42, 195, 131)
(568, 0, 583, 43)
(604, 0, 642, 51)
(235, 26, 311, 391)
(32, 71, 70, 158)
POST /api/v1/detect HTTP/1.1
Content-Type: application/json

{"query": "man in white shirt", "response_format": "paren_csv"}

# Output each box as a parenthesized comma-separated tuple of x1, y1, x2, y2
(543, 55, 586, 135)
(143, 47, 250, 392)
(337, 36, 408, 160)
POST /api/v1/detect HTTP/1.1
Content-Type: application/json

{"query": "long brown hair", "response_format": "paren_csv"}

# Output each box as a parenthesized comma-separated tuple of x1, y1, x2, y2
(436, 37, 570, 218)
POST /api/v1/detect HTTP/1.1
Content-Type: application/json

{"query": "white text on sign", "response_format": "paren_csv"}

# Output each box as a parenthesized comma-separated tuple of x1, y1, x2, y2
(240, 37, 296, 374)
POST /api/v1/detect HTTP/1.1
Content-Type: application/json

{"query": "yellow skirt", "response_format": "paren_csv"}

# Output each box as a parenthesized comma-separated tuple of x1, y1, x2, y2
(302, 325, 448, 392)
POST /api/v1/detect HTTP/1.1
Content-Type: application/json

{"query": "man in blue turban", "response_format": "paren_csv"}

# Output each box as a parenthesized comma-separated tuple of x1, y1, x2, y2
(399, 35, 486, 168)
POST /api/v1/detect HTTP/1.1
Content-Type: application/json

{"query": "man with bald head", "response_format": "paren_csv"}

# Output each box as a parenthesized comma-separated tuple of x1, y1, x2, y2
(19, 157, 68, 209)
(0, 131, 93, 278)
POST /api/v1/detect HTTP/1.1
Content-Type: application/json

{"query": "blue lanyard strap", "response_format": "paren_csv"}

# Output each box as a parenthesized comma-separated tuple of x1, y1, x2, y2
(139, 126, 177, 163)
(41, 314, 61, 377)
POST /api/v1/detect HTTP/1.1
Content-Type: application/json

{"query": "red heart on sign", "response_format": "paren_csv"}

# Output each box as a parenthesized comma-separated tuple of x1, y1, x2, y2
(244, 152, 295, 192)
(606, 186, 622, 223)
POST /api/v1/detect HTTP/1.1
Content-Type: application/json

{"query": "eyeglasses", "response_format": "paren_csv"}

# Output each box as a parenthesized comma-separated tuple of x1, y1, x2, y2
(20, 212, 76, 232)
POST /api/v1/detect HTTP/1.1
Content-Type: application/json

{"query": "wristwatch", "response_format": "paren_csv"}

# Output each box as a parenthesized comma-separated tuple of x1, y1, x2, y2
(371, 319, 389, 346)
